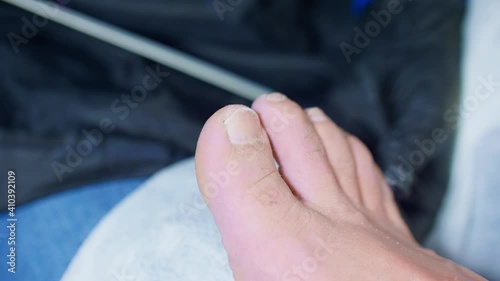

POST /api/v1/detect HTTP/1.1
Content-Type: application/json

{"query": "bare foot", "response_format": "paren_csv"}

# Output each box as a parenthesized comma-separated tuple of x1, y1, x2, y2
(195, 94, 485, 281)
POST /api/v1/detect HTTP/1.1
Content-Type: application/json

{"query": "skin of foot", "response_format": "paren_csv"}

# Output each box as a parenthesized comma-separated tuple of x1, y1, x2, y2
(195, 93, 486, 281)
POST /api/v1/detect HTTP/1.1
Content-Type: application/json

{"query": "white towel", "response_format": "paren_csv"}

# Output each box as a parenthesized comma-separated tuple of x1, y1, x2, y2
(426, 0, 500, 279)
(61, 158, 233, 281)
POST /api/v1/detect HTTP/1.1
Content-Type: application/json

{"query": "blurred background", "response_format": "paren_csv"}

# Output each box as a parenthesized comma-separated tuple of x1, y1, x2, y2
(0, 0, 498, 280)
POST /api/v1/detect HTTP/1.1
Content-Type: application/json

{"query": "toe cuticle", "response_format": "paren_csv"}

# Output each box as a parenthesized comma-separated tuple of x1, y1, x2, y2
(224, 107, 263, 144)
(265, 93, 287, 102)
(306, 107, 329, 122)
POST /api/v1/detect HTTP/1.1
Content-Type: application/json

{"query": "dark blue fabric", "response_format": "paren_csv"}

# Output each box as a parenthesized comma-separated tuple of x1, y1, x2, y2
(0, 178, 146, 281)
(351, 0, 373, 16)
(0, 0, 464, 243)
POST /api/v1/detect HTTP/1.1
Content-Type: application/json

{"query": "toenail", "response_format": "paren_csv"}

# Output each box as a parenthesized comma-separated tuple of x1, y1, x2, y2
(265, 93, 287, 102)
(224, 107, 263, 144)
(306, 107, 329, 122)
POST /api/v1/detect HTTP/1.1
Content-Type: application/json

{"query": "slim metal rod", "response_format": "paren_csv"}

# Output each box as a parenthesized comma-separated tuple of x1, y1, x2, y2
(2, 0, 273, 100)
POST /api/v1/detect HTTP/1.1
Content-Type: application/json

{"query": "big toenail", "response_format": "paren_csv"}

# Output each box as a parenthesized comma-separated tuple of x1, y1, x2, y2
(225, 107, 263, 144)
(265, 93, 287, 102)
(306, 107, 329, 122)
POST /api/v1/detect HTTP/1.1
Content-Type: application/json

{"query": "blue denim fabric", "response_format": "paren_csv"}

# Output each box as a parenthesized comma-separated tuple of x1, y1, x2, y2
(0, 178, 146, 281)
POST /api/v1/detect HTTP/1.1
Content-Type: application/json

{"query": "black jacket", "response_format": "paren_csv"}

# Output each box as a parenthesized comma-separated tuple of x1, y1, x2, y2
(0, 0, 464, 241)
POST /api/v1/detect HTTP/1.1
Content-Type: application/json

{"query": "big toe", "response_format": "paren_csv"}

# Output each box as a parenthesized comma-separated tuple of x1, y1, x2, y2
(195, 105, 302, 250)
